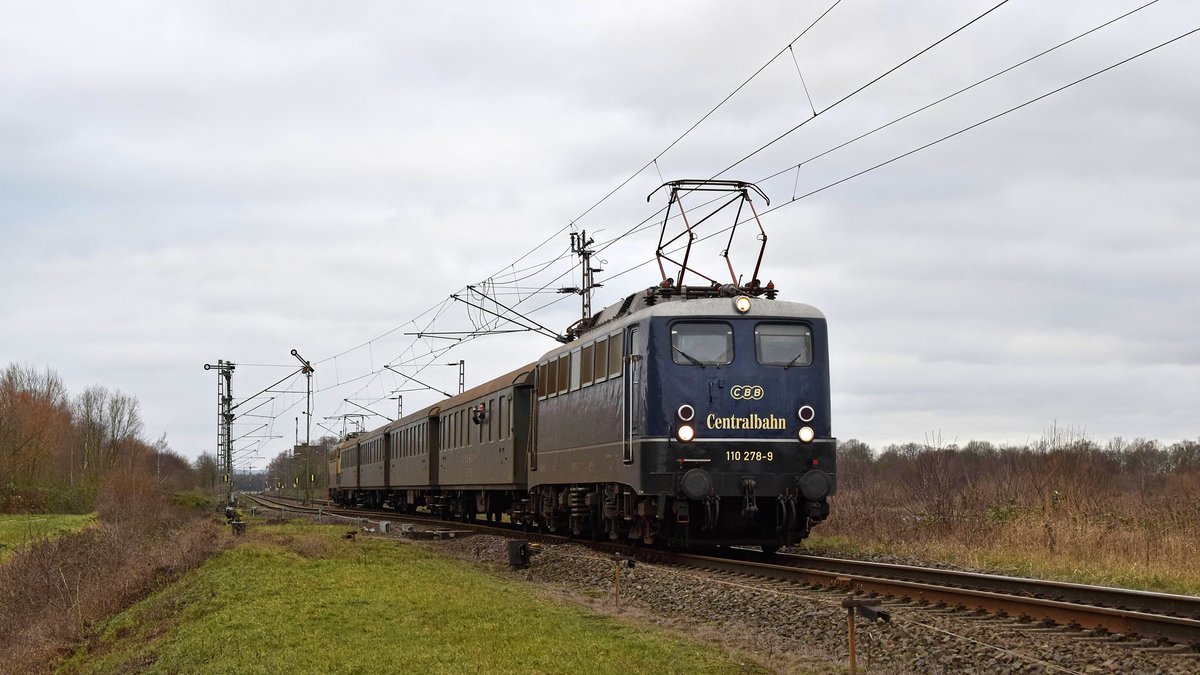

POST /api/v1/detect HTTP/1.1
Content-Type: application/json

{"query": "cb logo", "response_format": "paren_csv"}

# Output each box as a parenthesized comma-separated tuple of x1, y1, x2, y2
(730, 385, 764, 400)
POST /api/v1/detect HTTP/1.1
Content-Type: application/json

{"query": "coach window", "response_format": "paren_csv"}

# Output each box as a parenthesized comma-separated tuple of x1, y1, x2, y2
(671, 323, 734, 365)
(496, 397, 504, 440)
(608, 331, 623, 377)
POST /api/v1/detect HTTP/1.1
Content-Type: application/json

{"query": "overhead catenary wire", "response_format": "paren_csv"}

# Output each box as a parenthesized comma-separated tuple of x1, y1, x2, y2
(251, 4, 1181, 457)
(588, 23, 1200, 292)
(751, 0, 1166, 187)
(299, 0, 851, 400)
(713, 0, 1015, 179)
(497, 0, 848, 276)
(772, 25, 1200, 211)
(277, 0, 858, 425)
(586, 0, 1169, 270)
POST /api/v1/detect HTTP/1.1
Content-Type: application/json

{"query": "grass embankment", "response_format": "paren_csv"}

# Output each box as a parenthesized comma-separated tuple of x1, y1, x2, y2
(66, 522, 764, 674)
(0, 474, 225, 673)
(0, 514, 95, 560)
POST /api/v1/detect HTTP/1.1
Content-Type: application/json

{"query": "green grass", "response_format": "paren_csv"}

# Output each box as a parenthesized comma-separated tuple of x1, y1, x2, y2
(0, 513, 95, 560)
(63, 523, 765, 674)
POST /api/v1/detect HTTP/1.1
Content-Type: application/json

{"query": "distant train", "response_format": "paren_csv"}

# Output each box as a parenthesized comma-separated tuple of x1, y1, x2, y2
(328, 282, 836, 552)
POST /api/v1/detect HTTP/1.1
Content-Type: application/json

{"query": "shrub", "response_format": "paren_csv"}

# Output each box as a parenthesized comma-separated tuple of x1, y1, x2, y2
(0, 477, 225, 672)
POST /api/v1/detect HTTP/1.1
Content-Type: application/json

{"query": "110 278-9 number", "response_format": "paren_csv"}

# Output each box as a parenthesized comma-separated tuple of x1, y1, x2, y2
(725, 450, 774, 462)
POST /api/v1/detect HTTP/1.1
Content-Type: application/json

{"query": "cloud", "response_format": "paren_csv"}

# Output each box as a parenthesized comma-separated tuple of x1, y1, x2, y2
(1, 0, 1197, 465)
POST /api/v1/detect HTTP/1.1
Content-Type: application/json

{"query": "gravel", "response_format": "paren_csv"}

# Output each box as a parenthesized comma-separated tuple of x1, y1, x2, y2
(415, 533, 1200, 674)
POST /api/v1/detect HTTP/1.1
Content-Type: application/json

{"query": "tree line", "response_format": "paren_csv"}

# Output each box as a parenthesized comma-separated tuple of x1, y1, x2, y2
(0, 362, 198, 512)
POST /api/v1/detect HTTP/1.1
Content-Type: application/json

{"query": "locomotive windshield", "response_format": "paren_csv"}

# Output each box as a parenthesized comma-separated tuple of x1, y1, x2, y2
(671, 323, 733, 365)
(755, 323, 812, 367)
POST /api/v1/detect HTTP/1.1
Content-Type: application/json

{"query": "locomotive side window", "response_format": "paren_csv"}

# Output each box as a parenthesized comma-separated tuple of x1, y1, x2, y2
(569, 348, 582, 391)
(580, 344, 594, 386)
(547, 359, 558, 398)
(608, 331, 623, 376)
(671, 323, 734, 365)
(557, 353, 571, 395)
(756, 323, 812, 367)
(593, 338, 608, 384)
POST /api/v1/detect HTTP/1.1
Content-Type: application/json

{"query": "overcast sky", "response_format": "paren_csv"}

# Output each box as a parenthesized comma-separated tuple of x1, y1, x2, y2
(2, 0, 1197, 468)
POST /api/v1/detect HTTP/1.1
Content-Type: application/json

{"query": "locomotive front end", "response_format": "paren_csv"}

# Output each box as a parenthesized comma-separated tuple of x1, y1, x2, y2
(641, 295, 836, 550)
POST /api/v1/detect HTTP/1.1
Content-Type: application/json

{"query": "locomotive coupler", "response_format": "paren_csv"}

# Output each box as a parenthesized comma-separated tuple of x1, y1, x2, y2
(702, 495, 719, 532)
(741, 477, 758, 519)
(776, 490, 797, 534)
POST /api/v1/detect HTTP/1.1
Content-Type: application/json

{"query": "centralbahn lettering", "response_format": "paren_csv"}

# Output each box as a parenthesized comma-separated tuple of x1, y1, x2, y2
(705, 413, 788, 430)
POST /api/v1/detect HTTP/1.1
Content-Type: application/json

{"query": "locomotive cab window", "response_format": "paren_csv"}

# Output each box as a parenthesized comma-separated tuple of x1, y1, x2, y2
(671, 323, 733, 365)
(756, 323, 812, 367)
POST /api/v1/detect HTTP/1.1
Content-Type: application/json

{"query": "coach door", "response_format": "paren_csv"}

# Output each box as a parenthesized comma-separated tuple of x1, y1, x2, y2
(623, 326, 642, 464)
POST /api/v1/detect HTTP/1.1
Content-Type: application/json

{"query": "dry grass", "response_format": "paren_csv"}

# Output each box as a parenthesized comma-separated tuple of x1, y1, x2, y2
(815, 436, 1200, 595)
(0, 471, 227, 674)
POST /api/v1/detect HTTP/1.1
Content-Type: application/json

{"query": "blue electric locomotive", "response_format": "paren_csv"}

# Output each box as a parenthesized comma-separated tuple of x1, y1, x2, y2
(523, 285, 835, 551)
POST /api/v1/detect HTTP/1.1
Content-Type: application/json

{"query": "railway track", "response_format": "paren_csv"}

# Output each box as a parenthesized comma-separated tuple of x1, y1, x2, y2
(242, 493, 1200, 651)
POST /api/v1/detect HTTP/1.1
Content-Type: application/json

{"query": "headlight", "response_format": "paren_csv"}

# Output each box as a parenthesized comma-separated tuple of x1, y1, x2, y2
(733, 295, 752, 313)
(677, 404, 695, 422)
(798, 426, 815, 443)
(677, 424, 695, 442)
(798, 405, 815, 422)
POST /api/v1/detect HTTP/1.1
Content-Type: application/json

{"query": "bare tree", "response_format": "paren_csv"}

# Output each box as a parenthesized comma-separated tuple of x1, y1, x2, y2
(0, 364, 71, 487)
(192, 452, 219, 492)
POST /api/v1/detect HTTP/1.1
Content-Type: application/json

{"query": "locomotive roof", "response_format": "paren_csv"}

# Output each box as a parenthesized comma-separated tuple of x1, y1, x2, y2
(537, 294, 825, 362)
(591, 289, 822, 330)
